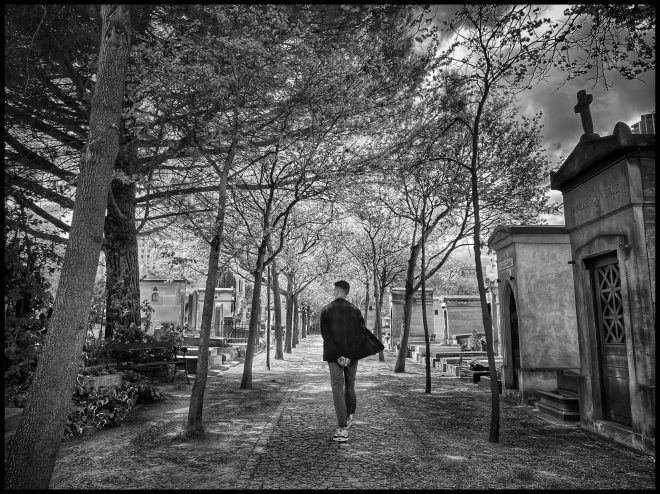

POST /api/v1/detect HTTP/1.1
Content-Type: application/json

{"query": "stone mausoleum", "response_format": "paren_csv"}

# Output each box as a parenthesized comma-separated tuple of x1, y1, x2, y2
(551, 94, 655, 454)
(139, 278, 189, 331)
(139, 279, 242, 336)
(437, 295, 484, 346)
(186, 287, 235, 335)
(488, 225, 580, 402)
(389, 287, 435, 348)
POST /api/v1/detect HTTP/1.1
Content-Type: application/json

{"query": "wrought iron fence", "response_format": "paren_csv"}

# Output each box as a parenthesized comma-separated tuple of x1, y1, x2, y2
(214, 322, 265, 344)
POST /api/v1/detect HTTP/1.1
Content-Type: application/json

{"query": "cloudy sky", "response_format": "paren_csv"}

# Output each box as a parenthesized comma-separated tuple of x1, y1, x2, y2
(422, 4, 655, 270)
(523, 56, 655, 213)
(426, 4, 655, 223)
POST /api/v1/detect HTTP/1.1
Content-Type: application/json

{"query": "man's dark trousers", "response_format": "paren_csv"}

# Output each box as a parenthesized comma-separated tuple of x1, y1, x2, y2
(328, 360, 358, 427)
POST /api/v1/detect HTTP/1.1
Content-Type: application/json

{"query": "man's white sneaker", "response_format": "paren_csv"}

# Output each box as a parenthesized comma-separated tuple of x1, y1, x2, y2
(347, 414, 355, 428)
(332, 427, 348, 442)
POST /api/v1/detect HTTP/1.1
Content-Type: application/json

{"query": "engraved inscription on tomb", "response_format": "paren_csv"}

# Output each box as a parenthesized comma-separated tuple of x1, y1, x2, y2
(564, 163, 630, 228)
(497, 258, 514, 271)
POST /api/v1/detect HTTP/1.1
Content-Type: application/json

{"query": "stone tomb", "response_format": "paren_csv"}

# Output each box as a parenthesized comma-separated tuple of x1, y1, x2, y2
(437, 295, 484, 345)
(487, 225, 580, 403)
(551, 97, 655, 454)
(389, 287, 435, 349)
(187, 287, 234, 334)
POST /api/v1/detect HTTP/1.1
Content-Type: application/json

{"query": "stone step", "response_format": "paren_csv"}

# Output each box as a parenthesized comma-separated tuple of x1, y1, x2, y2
(412, 352, 430, 362)
(439, 357, 464, 367)
(433, 351, 488, 359)
(184, 354, 227, 371)
(535, 401, 581, 422)
(183, 335, 230, 345)
(537, 389, 580, 413)
(184, 346, 220, 357)
(446, 364, 472, 377)
(435, 356, 502, 368)
(408, 344, 461, 351)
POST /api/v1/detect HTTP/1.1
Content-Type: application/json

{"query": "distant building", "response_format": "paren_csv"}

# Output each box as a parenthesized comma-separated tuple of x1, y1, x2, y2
(137, 238, 162, 274)
(631, 112, 655, 134)
(139, 271, 249, 335)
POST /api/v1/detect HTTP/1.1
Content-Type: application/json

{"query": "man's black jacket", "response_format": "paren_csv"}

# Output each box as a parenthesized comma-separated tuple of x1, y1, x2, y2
(320, 297, 384, 362)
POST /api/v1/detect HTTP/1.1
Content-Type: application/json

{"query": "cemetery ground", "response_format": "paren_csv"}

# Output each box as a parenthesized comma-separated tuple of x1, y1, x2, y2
(49, 335, 654, 490)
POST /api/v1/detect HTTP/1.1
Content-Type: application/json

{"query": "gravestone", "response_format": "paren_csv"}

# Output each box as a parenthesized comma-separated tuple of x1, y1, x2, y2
(488, 225, 579, 403)
(550, 92, 655, 455)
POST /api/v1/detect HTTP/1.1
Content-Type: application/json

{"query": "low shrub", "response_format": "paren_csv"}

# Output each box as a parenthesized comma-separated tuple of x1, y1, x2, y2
(63, 372, 166, 442)
(121, 370, 167, 403)
(63, 379, 135, 441)
(4, 320, 45, 407)
(155, 323, 184, 347)
(81, 337, 111, 368)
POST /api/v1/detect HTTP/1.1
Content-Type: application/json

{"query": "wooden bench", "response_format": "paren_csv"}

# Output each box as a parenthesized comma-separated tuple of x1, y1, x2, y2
(111, 340, 189, 384)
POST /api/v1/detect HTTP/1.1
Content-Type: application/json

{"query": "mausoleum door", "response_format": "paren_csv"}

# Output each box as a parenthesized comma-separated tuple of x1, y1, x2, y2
(590, 255, 632, 427)
(509, 294, 520, 389)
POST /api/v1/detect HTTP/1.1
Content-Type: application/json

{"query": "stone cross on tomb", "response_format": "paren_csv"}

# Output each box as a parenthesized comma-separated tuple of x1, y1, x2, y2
(574, 89, 599, 140)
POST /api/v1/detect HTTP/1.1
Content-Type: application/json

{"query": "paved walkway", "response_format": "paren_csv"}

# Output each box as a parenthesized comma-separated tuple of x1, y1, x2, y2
(229, 335, 654, 489)
(234, 337, 433, 489)
(50, 334, 655, 489)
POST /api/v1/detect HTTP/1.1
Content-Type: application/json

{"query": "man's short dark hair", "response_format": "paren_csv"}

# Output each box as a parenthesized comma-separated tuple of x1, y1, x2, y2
(334, 280, 350, 293)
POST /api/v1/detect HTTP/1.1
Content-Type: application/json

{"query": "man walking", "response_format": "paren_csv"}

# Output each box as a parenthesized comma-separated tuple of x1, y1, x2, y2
(320, 280, 384, 443)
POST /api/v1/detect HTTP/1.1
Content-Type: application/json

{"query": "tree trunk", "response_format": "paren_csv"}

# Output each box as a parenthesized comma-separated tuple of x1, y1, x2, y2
(394, 241, 420, 373)
(271, 260, 284, 360)
(471, 165, 500, 442)
(306, 306, 311, 338)
(363, 275, 370, 329)
(103, 176, 140, 339)
(187, 220, 221, 434)
(301, 304, 307, 340)
(240, 241, 267, 389)
(284, 274, 293, 353)
(266, 265, 271, 370)
(186, 110, 238, 437)
(470, 83, 500, 442)
(5, 6, 131, 488)
(292, 294, 299, 346)
(421, 209, 432, 394)
(285, 292, 293, 352)
(374, 266, 385, 362)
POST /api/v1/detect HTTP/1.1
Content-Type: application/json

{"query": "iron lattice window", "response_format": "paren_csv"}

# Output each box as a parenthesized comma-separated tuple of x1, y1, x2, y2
(597, 263, 625, 344)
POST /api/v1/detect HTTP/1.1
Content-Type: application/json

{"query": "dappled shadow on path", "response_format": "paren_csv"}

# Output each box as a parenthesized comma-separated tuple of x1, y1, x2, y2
(50, 335, 654, 490)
